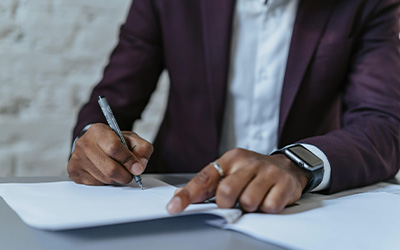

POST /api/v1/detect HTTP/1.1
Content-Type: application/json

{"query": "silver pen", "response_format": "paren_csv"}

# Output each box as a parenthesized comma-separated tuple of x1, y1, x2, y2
(98, 95, 143, 190)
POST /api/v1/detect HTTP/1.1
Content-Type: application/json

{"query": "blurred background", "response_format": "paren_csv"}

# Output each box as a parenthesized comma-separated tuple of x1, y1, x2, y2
(0, 0, 169, 177)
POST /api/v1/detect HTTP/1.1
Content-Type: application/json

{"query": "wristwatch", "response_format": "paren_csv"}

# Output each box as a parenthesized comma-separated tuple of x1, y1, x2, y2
(272, 144, 324, 193)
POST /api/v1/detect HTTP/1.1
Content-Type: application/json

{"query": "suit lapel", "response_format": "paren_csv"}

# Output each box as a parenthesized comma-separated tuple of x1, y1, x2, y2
(201, 0, 235, 146)
(278, 0, 335, 140)
(200, 0, 335, 147)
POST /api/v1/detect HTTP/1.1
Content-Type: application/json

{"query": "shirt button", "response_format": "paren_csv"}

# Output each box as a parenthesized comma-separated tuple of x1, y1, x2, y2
(259, 69, 268, 80)
(254, 131, 264, 140)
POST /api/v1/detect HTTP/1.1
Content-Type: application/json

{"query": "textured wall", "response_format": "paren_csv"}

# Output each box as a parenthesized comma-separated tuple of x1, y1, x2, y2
(0, 0, 168, 176)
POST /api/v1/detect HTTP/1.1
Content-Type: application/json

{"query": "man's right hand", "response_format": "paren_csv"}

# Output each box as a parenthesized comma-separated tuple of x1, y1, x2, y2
(67, 123, 154, 185)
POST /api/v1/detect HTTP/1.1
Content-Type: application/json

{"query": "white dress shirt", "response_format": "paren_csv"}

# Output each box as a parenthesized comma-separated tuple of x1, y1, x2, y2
(219, 0, 330, 191)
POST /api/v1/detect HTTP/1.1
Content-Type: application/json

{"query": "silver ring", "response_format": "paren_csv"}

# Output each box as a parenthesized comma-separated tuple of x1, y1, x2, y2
(211, 161, 225, 178)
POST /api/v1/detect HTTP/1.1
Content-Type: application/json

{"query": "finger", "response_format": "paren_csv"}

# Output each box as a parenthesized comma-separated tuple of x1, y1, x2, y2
(68, 166, 104, 186)
(123, 131, 154, 172)
(95, 128, 144, 176)
(174, 187, 183, 195)
(78, 171, 105, 186)
(238, 173, 275, 212)
(71, 151, 114, 185)
(84, 143, 134, 184)
(123, 131, 154, 159)
(79, 151, 128, 184)
(68, 148, 112, 185)
(166, 163, 220, 214)
(215, 168, 256, 208)
(260, 177, 299, 214)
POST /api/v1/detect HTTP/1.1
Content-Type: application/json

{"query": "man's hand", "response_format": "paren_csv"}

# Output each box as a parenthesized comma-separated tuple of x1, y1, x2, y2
(67, 123, 153, 185)
(166, 148, 311, 214)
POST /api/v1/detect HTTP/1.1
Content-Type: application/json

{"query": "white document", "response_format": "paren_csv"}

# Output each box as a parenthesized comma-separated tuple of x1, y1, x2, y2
(0, 177, 241, 230)
(1, 178, 400, 250)
(223, 189, 400, 250)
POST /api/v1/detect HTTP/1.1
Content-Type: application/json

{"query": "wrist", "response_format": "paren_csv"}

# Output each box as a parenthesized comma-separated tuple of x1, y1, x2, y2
(271, 144, 324, 193)
(271, 154, 312, 191)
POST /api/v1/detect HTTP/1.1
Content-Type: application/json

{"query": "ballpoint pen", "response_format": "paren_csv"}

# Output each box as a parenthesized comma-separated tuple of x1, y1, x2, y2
(98, 95, 144, 190)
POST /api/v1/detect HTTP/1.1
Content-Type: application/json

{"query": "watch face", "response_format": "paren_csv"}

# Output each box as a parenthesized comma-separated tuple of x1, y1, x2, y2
(287, 145, 323, 169)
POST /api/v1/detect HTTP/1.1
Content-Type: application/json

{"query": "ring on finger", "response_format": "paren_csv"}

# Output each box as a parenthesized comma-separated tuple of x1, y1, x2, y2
(211, 161, 225, 179)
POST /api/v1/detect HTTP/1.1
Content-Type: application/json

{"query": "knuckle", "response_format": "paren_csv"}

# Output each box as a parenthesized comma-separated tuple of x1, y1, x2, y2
(239, 195, 258, 212)
(248, 162, 262, 172)
(120, 154, 134, 165)
(104, 165, 121, 179)
(217, 182, 235, 198)
(91, 123, 105, 132)
(226, 148, 246, 158)
(88, 124, 98, 133)
(138, 139, 151, 148)
(195, 169, 213, 185)
(260, 199, 281, 214)
(88, 124, 101, 136)
(147, 143, 154, 154)
(68, 169, 83, 184)
(104, 143, 120, 158)
(264, 165, 284, 178)
(68, 153, 78, 164)
(67, 161, 81, 178)
(68, 169, 80, 181)
(75, 137, 88, 149)
(71, 149, 85, 161)
(135, 140, 154, 156)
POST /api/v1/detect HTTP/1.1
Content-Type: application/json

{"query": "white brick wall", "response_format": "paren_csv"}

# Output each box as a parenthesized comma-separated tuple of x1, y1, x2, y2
(0, 0, 169, 177)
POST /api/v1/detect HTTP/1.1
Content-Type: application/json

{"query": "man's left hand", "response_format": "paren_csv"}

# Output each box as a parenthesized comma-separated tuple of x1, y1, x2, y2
(166, 148, 311, 214)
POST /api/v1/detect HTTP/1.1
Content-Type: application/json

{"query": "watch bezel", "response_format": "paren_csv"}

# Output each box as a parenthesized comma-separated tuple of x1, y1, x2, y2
(283, 145, 324, 171)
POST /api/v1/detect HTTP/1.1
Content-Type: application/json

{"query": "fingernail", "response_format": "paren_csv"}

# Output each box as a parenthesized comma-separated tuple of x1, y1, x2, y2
(141, 158, 148, 168)
(131, 163, 143, 175)
(167, 197, 181, 214)
(174, 187, 183, 195)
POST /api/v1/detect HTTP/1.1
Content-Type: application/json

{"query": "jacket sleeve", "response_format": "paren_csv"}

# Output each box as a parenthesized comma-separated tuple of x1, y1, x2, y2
(300, 0, 400, 193)
(72, 0, 164, 140)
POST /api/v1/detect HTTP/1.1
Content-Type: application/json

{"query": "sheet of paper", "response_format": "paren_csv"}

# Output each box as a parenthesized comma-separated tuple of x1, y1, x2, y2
(3, 176, 398, 249)
(223, 186, 400, 250)
(0, 177, 240, 230)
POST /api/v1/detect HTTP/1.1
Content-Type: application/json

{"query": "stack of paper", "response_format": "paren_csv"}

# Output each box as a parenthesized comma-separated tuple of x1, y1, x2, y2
(0, 177, 240, 230)
(1, 177, 400, 250)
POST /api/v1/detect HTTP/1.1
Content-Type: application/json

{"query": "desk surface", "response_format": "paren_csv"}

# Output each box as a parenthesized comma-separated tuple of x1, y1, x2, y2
(0, 174, 286, 250)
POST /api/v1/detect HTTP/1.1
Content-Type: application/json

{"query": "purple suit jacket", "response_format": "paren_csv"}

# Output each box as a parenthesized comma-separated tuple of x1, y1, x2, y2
(73, 0, 400, 193)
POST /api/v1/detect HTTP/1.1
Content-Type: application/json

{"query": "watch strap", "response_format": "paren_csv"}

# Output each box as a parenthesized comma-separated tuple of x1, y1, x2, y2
(302, 166, 324, 193)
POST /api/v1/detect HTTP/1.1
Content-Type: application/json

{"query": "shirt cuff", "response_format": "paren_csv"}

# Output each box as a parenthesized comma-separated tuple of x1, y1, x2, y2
(300, 143, 331, 192)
